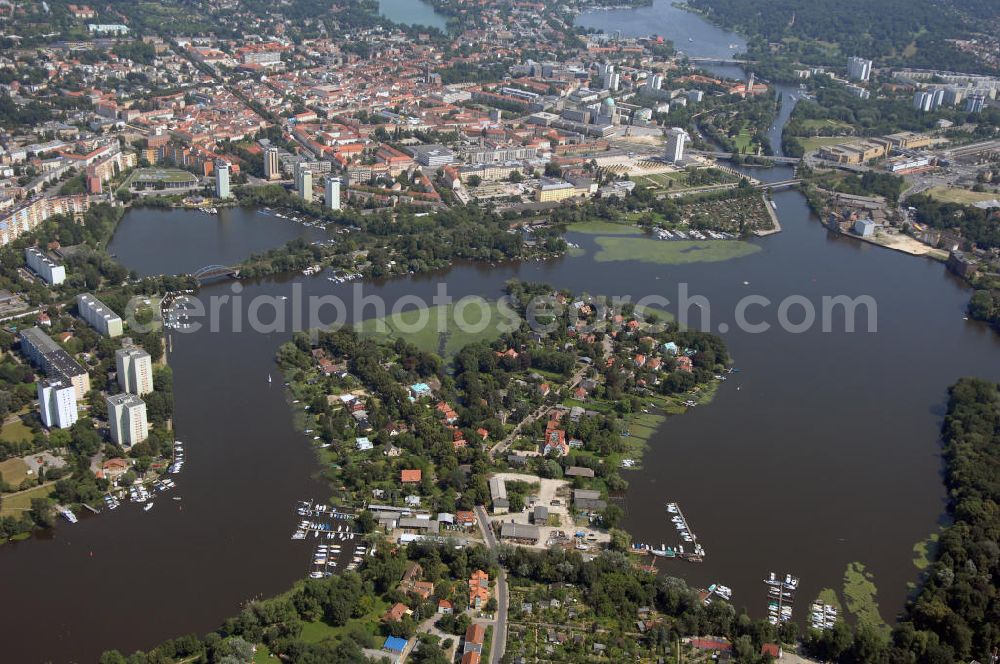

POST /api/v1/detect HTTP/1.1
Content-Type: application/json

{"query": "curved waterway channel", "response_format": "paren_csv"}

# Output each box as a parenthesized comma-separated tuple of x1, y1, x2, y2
(3, 6, 1000, 662)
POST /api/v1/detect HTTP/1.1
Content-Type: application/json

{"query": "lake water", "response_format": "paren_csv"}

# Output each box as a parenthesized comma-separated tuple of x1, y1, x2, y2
(377, 0, 449, 31)
(575, 0, 746, 60)
(106, 207, 328, 277)
(3, 7, 1000, 662)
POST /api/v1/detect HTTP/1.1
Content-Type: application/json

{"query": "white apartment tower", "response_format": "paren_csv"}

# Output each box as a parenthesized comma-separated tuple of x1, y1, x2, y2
(107, 393, 149, 448)
(116, 346, 154, 396)
(265, 147, 280, 181)
(215, 160, 231, 199)
(665, 127, 690, 163)
(296, 164, 313, 203)
(325, 177, 341, 211)
(38, 379, 78, 429)
(847, 57, 872, 82)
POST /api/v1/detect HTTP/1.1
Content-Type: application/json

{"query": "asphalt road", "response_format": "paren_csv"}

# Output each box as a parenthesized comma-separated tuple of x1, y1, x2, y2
(475, 505, 507, 664)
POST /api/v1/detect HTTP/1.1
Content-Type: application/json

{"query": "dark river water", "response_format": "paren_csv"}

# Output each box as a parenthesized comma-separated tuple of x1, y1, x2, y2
(2, 7, 999, 664)
(106, 207, 328, 277)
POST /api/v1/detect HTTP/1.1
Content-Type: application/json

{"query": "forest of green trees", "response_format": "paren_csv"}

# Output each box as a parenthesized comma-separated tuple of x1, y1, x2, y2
(688, 0, 998, 73)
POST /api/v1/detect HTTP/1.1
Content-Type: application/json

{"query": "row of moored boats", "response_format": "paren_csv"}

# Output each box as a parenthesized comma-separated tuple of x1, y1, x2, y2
(655, 228, 736, 241)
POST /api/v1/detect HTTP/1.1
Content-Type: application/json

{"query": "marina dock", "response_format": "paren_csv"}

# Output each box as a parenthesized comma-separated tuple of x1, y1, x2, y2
(763, 571, 799, 625)
(292, 501, 366, 577)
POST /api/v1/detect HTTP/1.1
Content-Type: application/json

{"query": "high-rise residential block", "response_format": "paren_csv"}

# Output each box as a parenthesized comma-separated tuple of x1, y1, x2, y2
(38, 379, 78, 429)
(116, 345, 154, 396)
(215, 160, 231, 199)
(107, 393, 149, 448)
(665, 127, 689, 163)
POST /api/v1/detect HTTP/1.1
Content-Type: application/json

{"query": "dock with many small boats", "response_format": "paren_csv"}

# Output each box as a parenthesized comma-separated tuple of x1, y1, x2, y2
(764, 571, 800, 625)
(292, 501, 371, 578)
(58, 440, 185, 521)
(629, 501, 706, 562)
(810, 600, 838, 630)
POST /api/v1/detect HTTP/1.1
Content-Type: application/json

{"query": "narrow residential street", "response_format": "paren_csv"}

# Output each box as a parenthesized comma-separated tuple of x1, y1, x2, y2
(475, 505, 508, 664)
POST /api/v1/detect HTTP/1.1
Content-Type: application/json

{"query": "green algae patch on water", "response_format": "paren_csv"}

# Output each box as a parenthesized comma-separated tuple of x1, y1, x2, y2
(912, 531, 940, 571)
(593, 237, 761, 265)
(566, 220, 643, 235)
(842, 562, 890, 635)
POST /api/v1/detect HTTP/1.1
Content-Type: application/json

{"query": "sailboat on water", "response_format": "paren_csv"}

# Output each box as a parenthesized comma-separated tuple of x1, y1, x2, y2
(268, 374, 272, 384)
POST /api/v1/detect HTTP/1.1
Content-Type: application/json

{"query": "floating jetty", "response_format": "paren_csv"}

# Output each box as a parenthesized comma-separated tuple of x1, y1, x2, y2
(666, 502, 706, 561)
(810, 601, 838, 630)
(292, 501, 359, 542)
(764, 571, 800, 624)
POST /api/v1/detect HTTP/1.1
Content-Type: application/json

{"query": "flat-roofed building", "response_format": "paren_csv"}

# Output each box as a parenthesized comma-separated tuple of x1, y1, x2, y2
(885, 132, 932, 150)
(25, 247, 66, 285)
(536, 178, 578, 203)
(214, 160, 231, 199)
(19, 326, 91, 400)
(818, 140, 889, 164)
(116, 344, 154, 395)
(408, 144, 456, 167)
(264, 147, 281, 180)
(499, 521, 540, 543)
(325, 176, 341, 211)
(77, 293, 123, 337)
(107, 393, 148, 448)
(38, 379, 78, 429)
(847, 57, 872, 82)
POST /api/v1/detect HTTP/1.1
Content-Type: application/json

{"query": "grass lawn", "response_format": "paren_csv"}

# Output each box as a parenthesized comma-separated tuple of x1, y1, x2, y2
(798, 119, 853, 133)
(638, 172, 687, 189)
(593, 238, 761, 265)
(733, 127, 754, 153)
(566, 220, 643, 235)
(797, 136, 850, 152)
(253, 645, 275, 663)
(298, 597, 389, 647)
(0, 482, 54, 518)
(926, 186, 1000, 205)
(842, 562, 888, 634)
(0, 419, 34, 445)
(356, 301, 515, 359)
(0, 457, 30, 486)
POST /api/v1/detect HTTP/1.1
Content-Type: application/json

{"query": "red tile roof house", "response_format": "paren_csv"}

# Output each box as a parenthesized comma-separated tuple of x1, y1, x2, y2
(690, 638, 732, 652)
(543, 427, 569, 456)
(401, 469, 422, 483)
(761, 643, 782, 658)
(456, 510, 477, 527)
(469, 570, 490, 609)
(437, 599, 454, 614)
(676, 356, 694, 373)
(382, 602, 410, 622)
(464, 623, 486, 653)
(411, 581, 435, 600)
